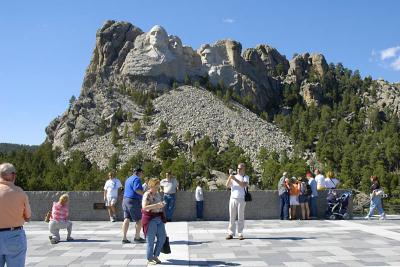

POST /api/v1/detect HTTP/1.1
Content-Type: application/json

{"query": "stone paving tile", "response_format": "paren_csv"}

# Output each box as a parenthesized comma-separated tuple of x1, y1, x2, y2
(25, 216, 400, 266)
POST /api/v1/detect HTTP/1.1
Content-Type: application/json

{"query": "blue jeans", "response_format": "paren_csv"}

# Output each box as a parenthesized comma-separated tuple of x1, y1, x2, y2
(0, 229, 27, 267)
(163, 194, 176, 220)
(196, 201, 204, 219)
(309, 196, 318, 218)
(146, 217, 167, 260)
(279, 192, 289, 219)
(368, 196, 385, 217)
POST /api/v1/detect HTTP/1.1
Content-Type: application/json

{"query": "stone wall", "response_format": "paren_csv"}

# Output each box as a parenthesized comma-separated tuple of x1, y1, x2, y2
(27, 190, 353, 221)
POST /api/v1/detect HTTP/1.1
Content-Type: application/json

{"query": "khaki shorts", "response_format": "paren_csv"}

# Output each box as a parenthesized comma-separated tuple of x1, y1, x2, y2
(105, 196, 118, 207)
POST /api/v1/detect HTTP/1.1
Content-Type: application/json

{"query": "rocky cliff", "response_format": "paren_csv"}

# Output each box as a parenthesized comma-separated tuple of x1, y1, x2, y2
(45, 20, 400, 170)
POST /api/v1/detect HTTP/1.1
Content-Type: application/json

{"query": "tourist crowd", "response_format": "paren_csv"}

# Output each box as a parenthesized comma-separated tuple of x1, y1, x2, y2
(0, 161, 387, 266)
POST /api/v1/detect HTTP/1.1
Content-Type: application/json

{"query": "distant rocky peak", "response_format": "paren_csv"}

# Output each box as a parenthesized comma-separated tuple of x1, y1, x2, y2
(287, 53, 328, 84)
(88, 20, 143, 74)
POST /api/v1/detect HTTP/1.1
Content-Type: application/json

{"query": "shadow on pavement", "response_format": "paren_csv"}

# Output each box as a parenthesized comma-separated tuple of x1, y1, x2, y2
(162, 259, 240, 266)
(245, 236, 316, 241)
(170, 240, 211, 245)
(58, 239, 109, 243)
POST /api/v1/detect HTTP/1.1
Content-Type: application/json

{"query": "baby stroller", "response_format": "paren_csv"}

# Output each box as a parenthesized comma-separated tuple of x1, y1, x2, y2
(325, 191, 352, 220)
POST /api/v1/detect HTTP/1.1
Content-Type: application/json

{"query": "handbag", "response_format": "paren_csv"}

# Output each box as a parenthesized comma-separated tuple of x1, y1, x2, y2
(161, 236, 171, 254)
(244, 187, 252, 202)
(374, 189, 384, 198)
(44, 210, 51, 223)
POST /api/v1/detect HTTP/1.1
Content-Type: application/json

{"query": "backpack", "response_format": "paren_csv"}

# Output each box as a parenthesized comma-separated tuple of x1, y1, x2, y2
(303, 182, 312, 196)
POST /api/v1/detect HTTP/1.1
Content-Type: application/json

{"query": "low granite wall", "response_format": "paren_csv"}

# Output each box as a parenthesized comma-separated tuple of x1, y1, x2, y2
(26, 190, 352, 221)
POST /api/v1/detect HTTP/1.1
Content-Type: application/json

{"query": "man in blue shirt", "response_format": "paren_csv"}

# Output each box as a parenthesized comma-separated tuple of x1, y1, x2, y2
(122, 168, 145, 243)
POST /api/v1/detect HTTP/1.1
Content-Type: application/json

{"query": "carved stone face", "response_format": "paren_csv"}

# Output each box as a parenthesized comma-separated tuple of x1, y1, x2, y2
(169, 36, 183, 54)
(200, 48, 213, 64)
(148, 25, 168, 49)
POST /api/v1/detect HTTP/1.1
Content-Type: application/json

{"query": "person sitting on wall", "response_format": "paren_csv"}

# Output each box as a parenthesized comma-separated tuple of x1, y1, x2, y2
(49, 194, 73, 244)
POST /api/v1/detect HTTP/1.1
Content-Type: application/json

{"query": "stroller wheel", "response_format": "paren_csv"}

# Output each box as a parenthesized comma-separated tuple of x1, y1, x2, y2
(342, 213, 350, 220)
(329, 214, 336, 220)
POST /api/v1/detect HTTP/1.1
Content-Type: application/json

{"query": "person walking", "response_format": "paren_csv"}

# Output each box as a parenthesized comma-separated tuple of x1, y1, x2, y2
(278, 172, 290, 220)
(307, 172, 318, 219)
(365, 175, 386, 220)
(103, 171, 122, 222)
(160, 171, 179, 222)
(142, 178, 167, 265)
(0, 162, 31, 267)
(225, 163, 249, 240)
(122, 168, 145, 244)
(195, 180, 204, 220)
(48, 194, 74, 244)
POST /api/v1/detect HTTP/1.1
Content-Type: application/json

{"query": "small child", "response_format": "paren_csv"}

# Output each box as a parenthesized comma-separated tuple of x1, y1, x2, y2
(195, 181, 204, 220)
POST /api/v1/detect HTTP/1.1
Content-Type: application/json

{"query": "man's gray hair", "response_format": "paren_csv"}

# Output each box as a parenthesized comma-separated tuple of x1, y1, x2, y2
(0, 163, 16, 177)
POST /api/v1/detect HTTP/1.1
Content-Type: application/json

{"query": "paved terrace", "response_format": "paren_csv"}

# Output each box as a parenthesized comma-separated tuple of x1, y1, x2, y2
(26, 216, 400, 267)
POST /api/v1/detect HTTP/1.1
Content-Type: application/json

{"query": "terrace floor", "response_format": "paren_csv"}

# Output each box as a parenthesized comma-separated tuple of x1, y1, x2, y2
(25, 215, 400, 266)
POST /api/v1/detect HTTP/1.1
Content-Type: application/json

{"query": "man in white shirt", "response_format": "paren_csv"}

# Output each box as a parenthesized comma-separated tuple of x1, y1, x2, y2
(103, 171, 122, 222)
(195, 180, 204, 220)
(225, 163, 249, 240)
(314, 169, 325, 190)
(160, 171, 179, 222)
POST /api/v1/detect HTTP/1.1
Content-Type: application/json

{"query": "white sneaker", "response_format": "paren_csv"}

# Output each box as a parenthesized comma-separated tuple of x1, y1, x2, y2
(379, 214, 386, 220)
(364, 215, 371, 220)
(110, 217, 114, 222)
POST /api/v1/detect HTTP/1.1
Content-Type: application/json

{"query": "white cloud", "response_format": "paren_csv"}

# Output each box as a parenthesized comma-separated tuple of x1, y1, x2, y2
(390, 56, 400, 71)
(380, 46, 400, 60)
(373, 46, 400, 71)
(222, 18, 235, 24)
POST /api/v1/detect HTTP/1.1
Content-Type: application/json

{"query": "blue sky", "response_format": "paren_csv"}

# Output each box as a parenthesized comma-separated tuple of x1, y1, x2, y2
(1, 0, 399, 145)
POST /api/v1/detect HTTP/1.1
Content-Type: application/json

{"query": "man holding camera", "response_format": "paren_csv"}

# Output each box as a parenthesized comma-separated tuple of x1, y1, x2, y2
(225, 163, 249, 240)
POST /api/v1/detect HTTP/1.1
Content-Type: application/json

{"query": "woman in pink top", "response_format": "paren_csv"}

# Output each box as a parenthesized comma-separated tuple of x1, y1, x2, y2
(49, 194, 73, 244)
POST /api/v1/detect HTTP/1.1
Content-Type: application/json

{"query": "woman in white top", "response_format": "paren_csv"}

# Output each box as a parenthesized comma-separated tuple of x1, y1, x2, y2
(324, 171, 340, 189)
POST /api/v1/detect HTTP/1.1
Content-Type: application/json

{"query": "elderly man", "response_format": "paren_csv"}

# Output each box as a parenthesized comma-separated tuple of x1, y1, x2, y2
(278, 172, 290, 220)
(0, 163, 31, 267)
(225, 163, 250, 240)
(160, 171, 179, 222)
